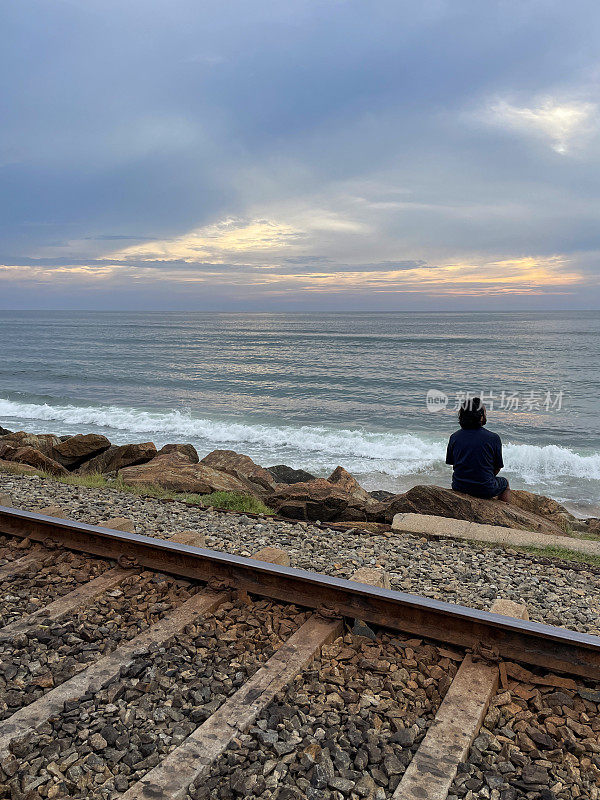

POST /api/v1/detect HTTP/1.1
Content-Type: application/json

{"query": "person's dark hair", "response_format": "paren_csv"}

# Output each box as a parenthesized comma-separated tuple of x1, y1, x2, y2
(458, 396, 485, 429)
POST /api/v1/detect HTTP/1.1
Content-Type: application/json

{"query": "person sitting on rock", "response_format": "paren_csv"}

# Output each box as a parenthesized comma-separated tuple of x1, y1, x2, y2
(446, 397, 511, 502)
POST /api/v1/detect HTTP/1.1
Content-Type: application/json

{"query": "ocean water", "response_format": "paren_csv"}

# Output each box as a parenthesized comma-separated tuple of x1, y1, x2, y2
(0, 310, 599, 516)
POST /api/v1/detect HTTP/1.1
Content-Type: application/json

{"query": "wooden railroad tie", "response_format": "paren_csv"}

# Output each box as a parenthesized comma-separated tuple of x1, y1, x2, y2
(120, 559, 382, 800)
(393, 598, 529, 800)
(0, 590, 228, 761)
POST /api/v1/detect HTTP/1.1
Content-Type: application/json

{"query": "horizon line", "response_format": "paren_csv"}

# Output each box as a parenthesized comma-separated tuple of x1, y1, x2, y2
(0, 308, 599, 315)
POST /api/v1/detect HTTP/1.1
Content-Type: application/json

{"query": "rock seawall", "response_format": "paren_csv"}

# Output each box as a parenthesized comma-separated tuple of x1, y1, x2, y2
(0, 427, 595, 535)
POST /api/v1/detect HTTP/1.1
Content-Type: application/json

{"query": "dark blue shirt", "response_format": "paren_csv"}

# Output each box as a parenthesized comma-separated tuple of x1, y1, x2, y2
(446, 427, 504, 496)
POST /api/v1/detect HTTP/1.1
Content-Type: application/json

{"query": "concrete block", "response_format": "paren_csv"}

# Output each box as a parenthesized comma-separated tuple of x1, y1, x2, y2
(391, 512, 600, 561)
(0, 493, 12, 508)
(392, 512, 471, 537)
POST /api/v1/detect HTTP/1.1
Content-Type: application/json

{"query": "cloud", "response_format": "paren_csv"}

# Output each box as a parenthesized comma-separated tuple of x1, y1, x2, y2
(484, 96, 597, 154)
(110, 217, 305, 264)
(107, 209, 371, 266)
(1, 251, 586, 302)
(83, 235, 159, 241)
(2, 0, 600, 309)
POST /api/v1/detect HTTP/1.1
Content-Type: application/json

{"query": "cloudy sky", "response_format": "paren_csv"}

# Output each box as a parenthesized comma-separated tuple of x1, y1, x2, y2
(2, 0, 600, 310)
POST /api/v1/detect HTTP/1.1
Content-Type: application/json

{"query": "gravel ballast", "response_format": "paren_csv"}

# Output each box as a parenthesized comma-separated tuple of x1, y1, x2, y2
(0, 549, 110, 628)
(194, 631, 460, 800)
(3, 599, 309, 799)
(1, 473, 600, 634)
(0, 534, 34, 566)
(0, 571, 197, 719)
(448, 664, 600, 800)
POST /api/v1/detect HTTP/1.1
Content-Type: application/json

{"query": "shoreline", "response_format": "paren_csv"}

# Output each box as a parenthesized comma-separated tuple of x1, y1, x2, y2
(1, 421, 598, 516)
(2, 461, 599, 569)
(1, 406, 599, 518)
(1, 425, 598, 535)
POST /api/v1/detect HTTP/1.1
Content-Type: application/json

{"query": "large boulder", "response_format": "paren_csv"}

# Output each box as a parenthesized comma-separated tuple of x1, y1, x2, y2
(0, 431, 61, 457)
(271, 467, 375, 522)
(52, 434, 111, 469)
(267, 465, 317, 485)
(328, 466, 378, 511)
(369, 485, 567, 535)
(78, 442, 157, 475)
(0, 444, 68, 476)
(271, 478, 355, 522)
(200, 450, 277, 496)
(509, 490, 577, 532)
(118, 452, 253, 495)
(157, 443, 199, 463)
(0, 426, 13, 436)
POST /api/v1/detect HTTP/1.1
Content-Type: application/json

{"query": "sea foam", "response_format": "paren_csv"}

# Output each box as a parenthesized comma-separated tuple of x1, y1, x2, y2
(0, 397, 599, 483)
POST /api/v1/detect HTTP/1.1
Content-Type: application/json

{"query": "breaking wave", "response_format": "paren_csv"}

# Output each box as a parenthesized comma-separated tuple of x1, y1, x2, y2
(0, 397, 599, 483)
(503, 443, 600, 484)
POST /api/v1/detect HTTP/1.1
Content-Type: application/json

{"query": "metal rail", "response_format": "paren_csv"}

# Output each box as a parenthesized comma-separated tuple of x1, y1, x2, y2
(1, 505, 600, 678)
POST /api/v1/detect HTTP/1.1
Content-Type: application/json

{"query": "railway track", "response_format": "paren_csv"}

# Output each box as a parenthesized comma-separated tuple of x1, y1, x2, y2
(0, 503, 599, 800)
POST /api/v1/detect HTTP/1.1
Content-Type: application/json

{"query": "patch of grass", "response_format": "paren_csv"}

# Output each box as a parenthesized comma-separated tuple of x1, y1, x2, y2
(53, 471, 168, 497)
(455, 536, 600, 569)
(555, 519, 600, 541)
(112, 477, 173, 499)
(515, 544, 600, 569)
(574, 531, 600, 541)
(0, 464, 273, 515)
(193, 491, 274, 514)
(563, 524, 600, 541)
(55, 471, 113, 489)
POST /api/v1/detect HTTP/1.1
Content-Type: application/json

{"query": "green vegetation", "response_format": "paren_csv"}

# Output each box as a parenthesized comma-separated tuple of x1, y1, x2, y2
(59, 471, 119, 489)
(562, 521, 574, 536)
(193, 491, 272, 514)
(515, 544, 600, 569)
(577, 531, 600, 541)
(0, 464, 274, 515)
(565, 527, 600, 542)
(554, 519, 600, 542)
(51, 471, 173, 498)
(459, 535, 600, 569)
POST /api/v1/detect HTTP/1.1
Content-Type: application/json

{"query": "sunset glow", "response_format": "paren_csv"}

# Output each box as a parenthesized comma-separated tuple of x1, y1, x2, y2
(2, 1, 599, 310)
